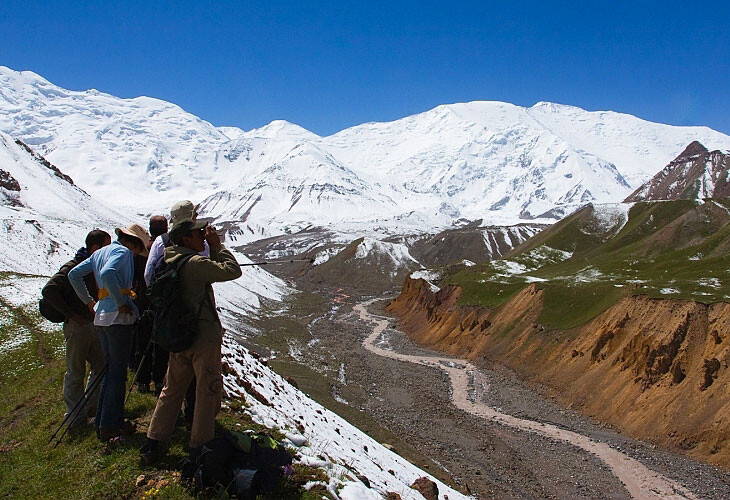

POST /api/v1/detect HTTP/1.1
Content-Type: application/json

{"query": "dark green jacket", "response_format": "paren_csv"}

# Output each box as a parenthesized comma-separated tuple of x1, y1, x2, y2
(163, 244, 242, 344)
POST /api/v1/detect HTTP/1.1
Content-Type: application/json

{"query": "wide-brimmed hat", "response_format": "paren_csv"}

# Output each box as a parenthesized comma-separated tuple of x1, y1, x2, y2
(170, 200, 199, 225)
(115, 223, 151, 256)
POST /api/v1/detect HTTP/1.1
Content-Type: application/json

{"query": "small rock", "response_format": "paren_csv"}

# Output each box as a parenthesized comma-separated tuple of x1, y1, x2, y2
(285, 375, 299, 388)
(411, 477, 439, 500)
(135, 475, 146, 487)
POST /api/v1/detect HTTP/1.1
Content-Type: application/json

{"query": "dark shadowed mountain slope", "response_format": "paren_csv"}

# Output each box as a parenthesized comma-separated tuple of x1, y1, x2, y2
(625, 142, 730, 202)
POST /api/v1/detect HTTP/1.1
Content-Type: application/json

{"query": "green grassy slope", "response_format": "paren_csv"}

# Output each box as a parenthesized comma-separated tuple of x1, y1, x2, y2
(447, 200, 730, 329)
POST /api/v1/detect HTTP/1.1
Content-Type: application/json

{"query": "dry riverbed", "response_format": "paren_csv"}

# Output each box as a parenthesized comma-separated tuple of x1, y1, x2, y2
(247, 288, 730, 499)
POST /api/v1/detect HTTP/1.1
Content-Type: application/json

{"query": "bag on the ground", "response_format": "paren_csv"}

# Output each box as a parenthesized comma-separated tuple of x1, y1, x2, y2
(38, 297, 65, 323)
(146, 254, 202, 352)
(181, 430, 292, 498)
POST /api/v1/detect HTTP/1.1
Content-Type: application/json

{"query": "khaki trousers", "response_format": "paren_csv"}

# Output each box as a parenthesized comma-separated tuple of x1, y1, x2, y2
(146, 335, 222, 448)
(63, 321, 104, 420)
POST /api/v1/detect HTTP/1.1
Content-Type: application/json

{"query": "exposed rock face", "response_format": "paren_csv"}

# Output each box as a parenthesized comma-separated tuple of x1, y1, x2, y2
(14, 139, 75, 186)
(0, 169, 20, 191)
(387, 277, 730, 468)
(625, 141, 730, 201)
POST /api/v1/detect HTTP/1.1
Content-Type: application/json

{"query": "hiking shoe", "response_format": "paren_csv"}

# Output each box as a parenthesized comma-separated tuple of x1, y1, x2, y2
(140, 438, 163, 465)
(98, 427, 121, 442)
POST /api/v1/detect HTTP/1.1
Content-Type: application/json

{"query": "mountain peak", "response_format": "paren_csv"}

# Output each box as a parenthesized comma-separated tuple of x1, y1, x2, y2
(245, 120, 320, 141)
(678, 140, 709, 159)
(625, 141, 730, 202)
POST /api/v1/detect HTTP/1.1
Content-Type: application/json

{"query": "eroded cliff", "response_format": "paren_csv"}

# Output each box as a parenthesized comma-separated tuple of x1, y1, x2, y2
(387, 277, 730, 467)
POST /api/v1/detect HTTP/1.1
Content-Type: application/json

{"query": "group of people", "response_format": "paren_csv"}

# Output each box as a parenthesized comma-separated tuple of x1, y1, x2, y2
(41, 200, 242, 463)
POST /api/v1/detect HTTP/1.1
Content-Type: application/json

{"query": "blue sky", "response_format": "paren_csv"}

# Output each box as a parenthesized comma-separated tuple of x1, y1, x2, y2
(2, 1, 728, 136)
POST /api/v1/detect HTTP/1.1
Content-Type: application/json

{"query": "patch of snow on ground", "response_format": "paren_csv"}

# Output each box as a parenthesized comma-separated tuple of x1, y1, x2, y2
(338, 363, 346, 385)
(699, 278, 721, 288)
(492, 260, 528, 275)
(572, 267, 603, 283)
(355, 237, 419, 266)
(286, 339, 304, 362)
(519, 245, 573, 270)
(591, 203, 632, 235)
(410, 269, 441, 292)
(0, 275, 48, 307)
(660, 288, 680, 295)
(313, 247, 341, 265)
(0, 328, 32, 353)
(0, 275, 57, 354)
(410, 269, 439, 281)
(524, 276, 548, 283)
(462, 259, 476, 267)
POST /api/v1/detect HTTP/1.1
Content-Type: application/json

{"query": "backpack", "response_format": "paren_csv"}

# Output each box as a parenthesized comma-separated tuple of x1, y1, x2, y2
(38, 297, 65, 323)
(150, 233, 173, 276)
(181, 430, 292, 498)
(146, 254, 205, 352)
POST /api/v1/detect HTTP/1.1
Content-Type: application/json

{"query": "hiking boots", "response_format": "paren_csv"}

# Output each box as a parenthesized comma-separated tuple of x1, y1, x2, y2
(98, 420, 136, 442)
(140, 438, 164, 465)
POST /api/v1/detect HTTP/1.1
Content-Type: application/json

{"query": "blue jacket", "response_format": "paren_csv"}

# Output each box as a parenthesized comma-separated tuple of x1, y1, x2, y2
(68, 240, 139, 324)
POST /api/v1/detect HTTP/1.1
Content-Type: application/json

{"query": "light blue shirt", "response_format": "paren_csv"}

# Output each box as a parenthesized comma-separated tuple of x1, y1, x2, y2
(68, 240, 139, 326)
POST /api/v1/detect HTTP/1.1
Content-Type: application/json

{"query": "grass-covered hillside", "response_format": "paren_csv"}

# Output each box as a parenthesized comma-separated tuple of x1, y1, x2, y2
(447, 200, 730, 329)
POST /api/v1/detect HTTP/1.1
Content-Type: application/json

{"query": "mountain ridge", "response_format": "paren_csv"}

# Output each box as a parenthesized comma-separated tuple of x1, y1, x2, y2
(3, 65, 730, 240)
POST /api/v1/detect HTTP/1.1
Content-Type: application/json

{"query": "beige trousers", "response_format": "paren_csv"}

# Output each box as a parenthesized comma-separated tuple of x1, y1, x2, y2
(63, 321, 104, 420)
(146, 335, 222, 448)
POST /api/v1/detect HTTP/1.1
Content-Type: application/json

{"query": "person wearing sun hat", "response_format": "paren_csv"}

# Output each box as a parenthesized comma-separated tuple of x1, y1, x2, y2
(69, 222, 151, 442)
(141, 203, 241, 463)
(143, 200, 209, 287)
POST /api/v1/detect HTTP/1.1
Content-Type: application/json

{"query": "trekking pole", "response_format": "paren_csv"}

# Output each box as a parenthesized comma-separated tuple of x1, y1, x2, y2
(49, 364, 108, 447)
(240, 258, 315, 267)
(124, 335, 154, 405)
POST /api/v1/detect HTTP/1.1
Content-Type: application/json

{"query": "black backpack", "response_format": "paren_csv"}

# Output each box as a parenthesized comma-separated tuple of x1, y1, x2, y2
(38, 297, 65, 323)
(181, 430, 292, 498)
(146, 254, 206, 352)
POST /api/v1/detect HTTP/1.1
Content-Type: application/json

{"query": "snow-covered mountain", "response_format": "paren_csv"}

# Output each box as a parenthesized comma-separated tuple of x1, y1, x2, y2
(0, 131, 129, 274)
(625, 141, 730, 202)
(3, 65, 730, 239)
